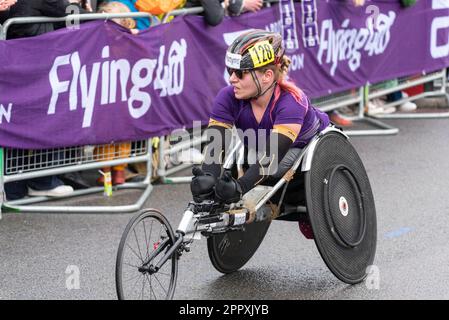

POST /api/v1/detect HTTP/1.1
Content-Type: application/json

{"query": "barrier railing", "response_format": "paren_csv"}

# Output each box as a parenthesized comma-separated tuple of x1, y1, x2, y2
(162, 7, 204, 23)
(0, 8, 213, 214)
(311, 87, 399, 136)
(156, 129, 207, 184)
(0, 12, 161, 214)
(367, 69, 449, 119)
(1, 140, 153, 213)
(153, 7, 207, 185)
(0, 11, 161, 40)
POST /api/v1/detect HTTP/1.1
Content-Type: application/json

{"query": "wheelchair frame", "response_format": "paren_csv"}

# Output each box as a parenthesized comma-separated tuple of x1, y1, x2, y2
(176, 125, 347, 241)
(115, 126, 354, 300)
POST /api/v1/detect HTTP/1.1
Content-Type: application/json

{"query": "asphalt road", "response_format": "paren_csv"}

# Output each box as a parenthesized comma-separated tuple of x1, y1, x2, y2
(1, 116, 449, 300)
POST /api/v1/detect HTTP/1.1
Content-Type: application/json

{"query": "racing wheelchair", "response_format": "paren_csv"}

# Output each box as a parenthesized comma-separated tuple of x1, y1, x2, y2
(115, 126, 377, 300)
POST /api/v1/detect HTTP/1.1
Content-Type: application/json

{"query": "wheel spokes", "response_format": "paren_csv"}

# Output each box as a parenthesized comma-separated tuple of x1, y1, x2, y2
(133, 228, 144, 262)
(153, 274, 168, 296)
(125, 243, 144, 263)
(117, 211, 177, 300)
(142, 220, 150, 261)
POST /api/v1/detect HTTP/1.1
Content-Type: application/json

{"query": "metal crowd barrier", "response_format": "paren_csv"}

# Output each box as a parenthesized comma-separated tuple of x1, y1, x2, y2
(149, 7, 207, 185)
(312, 87, 399, 136)
(0, 141, 153, 213)
(0, 12, 160, 214)
(0, 11, 160, 40)
(367, 69, 449, 119)
(162, 7, 204, 23)
(156, 129, 208, 184)
(0, 8, 211, 214)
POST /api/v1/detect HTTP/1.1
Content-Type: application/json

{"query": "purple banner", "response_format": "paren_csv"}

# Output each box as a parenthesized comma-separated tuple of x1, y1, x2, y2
(280, 0, 300, 51)
(1, 0, 449, 149)
(301, 0, 319, 48)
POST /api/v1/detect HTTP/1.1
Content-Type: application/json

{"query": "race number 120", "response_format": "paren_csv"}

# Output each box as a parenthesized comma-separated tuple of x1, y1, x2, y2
(249, 40, 275, 68)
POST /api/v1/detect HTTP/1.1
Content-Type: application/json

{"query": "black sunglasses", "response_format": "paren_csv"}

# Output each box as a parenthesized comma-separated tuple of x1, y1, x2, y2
(227, 68, 248, 79)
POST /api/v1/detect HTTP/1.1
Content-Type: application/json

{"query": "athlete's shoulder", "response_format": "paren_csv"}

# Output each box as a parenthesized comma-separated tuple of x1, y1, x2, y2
(277, 89, 310, 110)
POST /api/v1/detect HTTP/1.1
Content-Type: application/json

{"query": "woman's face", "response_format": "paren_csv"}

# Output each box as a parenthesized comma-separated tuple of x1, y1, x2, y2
(229, 68, 274, 100)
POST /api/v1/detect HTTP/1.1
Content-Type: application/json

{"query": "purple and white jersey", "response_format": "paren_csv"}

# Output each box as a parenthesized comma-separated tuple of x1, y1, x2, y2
(210, 85, 330, 148)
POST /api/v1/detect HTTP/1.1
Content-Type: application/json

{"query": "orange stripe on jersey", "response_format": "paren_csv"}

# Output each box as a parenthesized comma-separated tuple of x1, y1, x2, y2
(209, 118, 233, 129)
(273, 125, 298, 142)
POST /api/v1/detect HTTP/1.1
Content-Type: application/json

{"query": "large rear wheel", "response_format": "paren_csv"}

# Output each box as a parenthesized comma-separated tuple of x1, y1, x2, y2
(305, 132, 377, 284)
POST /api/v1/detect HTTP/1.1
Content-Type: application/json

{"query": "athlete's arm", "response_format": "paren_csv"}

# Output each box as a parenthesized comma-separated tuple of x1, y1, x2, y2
(201, 119, 233, 179)
(237, 123, 300, 193)
(191, 119, 233, 202)
(214, 123, 300, 204)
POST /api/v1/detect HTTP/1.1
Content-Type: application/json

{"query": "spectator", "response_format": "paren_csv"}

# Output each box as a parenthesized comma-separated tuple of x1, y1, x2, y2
(2, 0, 92, 200)
(4, 150, 75, 200)
(134, 0, 182, 20)
(239, 0, 263, 13)
(97, 0, 159, 30)
(94, 143, 132, 186)
(95, 1, 137, 186)
(183, 0, 263, 27)
(351, 0, 365, 6)
(0, 0, 16, 11)
(183, 0, 225, 26)
(0, 0, 16, 25)
(98, 0, 139, 33)
(5, 0, 89, 39)
(328, 110, 353, 127)
(386, 91, 417, 112)
(401, 0, 416, 7)
(366, 0, 419, 114)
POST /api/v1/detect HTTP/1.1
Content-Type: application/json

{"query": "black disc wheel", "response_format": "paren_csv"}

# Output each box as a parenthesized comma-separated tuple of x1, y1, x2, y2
(305, 131, 377, 284)
(116, 209, 178, 300)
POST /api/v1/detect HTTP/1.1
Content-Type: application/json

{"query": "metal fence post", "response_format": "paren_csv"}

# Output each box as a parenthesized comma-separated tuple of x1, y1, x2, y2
(0, 148, 4, 219)
(0, 23, 6, 40)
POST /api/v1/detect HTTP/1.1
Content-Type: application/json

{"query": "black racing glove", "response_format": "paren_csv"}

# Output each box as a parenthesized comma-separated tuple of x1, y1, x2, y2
(215, 171, 243, 204)
(190, 167, 216, 203)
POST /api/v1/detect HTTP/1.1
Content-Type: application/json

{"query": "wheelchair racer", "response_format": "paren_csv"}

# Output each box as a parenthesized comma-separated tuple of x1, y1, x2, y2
(191, 30, 330, 226)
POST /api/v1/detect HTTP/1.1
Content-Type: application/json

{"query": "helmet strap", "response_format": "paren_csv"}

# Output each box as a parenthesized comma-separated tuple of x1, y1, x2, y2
(259, 81, 277, 98)
(249, 69, 277, 99)
(250, 70, 262, 97)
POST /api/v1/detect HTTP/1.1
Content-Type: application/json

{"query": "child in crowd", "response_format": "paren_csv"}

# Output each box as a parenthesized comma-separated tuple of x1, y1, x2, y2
(98, 1, 140, 33)
(95, 1, 137, 185)
(97, 0, 159, 30)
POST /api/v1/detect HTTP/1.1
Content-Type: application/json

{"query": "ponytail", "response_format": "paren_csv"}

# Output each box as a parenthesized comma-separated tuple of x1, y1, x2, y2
(276, 56, 305, 106)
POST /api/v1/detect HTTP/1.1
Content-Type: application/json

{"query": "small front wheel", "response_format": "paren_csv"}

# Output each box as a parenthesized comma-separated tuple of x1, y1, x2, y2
(116, 209, 178, 300)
